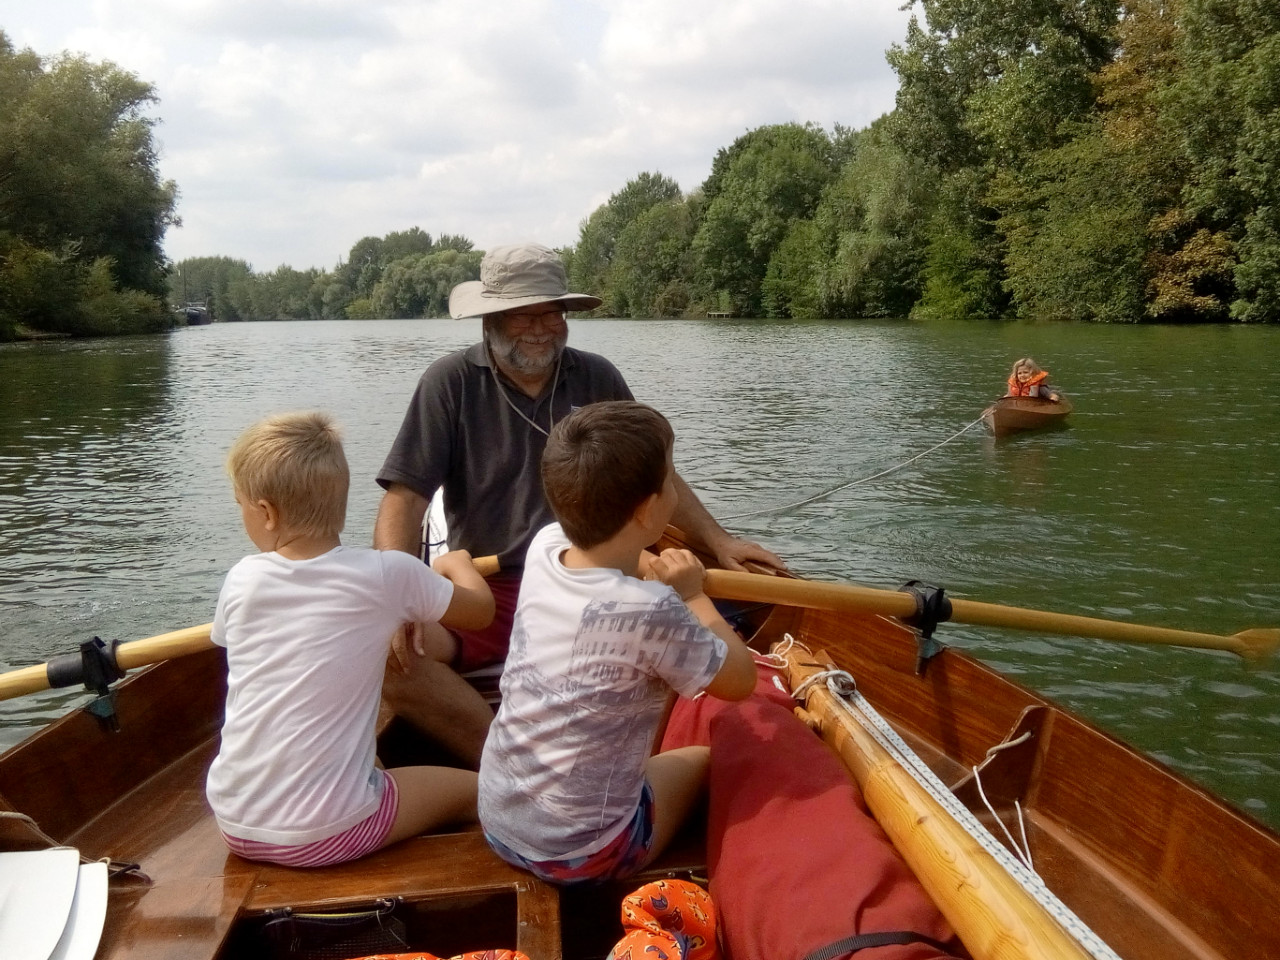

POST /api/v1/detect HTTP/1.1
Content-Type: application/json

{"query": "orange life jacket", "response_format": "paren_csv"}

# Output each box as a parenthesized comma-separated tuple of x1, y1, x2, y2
(1008, 370, 1049, 396)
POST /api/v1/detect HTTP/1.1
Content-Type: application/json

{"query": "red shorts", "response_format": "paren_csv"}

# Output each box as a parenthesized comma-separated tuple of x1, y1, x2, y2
(222, 771, 399, 868)
(451, 570, 522, 672)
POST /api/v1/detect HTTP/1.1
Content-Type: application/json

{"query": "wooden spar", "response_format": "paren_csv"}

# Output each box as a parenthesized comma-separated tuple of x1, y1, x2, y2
(704, 569, 1279, 661)
(0, 624, 215, 702)
(0, 555, 505, 703)
(784, 647, 1101, 960)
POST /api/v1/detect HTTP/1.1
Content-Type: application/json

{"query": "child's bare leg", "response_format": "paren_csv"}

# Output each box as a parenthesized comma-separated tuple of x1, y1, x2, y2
(640, 745, 710, 867)
(381, 621, 494, 768)
(379, 766, 478, 848)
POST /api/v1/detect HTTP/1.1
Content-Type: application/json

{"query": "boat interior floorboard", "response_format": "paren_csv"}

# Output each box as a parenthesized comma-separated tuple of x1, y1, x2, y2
(55, 732, 706, 960)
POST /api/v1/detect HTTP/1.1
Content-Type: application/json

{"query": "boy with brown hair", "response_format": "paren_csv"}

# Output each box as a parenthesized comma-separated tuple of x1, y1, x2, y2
(477, 400, 757, 884)
(208, 411, 494, 867)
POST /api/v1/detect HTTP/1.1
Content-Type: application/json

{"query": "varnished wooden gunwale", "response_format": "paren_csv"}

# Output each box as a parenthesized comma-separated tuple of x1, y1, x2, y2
(757, 603, 1280, 960)
(3, 571, 1278, 959)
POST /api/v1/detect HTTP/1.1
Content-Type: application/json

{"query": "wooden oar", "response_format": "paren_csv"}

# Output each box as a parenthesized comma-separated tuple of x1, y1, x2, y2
(0, 554, 505, 703)
(0, 624, 216, 703)
(703, 569, 1279, 662)
(786, 648, 1099, 960)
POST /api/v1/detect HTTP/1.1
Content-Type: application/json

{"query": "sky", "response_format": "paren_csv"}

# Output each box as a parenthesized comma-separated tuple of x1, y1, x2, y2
(4, 0, 916, 273)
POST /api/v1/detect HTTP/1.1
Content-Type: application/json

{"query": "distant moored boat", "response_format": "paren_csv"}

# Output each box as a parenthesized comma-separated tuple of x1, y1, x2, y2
(180, 302, 211, 325)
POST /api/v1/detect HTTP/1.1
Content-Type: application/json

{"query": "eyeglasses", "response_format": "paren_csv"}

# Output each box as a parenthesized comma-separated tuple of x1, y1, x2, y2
(499, 305, 568, 329)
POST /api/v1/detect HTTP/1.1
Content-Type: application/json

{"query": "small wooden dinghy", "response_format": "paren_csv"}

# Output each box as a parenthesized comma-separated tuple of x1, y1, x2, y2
(1, 538, 1277, 960)
(982, 396, 1073, 436)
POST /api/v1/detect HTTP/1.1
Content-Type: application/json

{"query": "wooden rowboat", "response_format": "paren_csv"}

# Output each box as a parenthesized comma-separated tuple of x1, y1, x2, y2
(2, 540, 1277, 960)
(982, 396, 1074, 436)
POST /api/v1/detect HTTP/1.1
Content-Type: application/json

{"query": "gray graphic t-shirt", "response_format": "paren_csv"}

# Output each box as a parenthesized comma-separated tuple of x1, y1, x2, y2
(477, 524, 727, 861)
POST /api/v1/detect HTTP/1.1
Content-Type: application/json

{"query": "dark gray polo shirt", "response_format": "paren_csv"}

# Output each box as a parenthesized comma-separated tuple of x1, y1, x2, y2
(377, 342, 633, 569)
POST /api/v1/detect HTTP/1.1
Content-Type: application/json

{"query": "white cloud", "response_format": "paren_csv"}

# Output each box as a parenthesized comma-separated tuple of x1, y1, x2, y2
(4, 0, 912, 271)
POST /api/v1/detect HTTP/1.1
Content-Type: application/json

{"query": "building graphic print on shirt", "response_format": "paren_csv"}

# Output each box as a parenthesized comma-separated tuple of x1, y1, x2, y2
(480, 571, 725, 861)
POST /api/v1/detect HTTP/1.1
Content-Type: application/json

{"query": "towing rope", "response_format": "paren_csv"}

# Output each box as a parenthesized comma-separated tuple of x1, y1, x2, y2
(721, 414, 987, 521)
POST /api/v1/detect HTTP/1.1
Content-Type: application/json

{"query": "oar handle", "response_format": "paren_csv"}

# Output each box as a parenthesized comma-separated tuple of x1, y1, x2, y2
(0, 627, 217, 703)
(0, 554, 505, 704)
(704, 569, 918, 619)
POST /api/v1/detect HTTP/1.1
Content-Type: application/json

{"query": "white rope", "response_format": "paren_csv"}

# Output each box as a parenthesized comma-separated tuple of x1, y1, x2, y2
(757, 633, 806, 671)
(785, 638, 1121, 960)
(972, 766, 1035, 871)
(722, 415, 986, 521)
(960, 730, 1037, 871)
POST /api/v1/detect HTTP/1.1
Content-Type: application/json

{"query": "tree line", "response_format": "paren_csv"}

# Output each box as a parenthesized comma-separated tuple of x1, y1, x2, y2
(169, 230, 480, 323)
(570, 0, 1279, 323)
(0, 32, 176, 339)
(5, 0, 1278, 337)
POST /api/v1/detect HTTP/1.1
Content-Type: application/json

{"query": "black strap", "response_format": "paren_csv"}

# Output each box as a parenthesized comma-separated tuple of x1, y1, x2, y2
(898, 581, 952, 676)
(804, 929, 955, 960)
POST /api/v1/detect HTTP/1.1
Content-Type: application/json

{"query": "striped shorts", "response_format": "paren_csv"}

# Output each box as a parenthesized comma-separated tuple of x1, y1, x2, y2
(221, 770, 400, 868)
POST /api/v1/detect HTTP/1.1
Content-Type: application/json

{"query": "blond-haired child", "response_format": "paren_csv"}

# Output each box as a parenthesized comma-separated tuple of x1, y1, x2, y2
(478, 401, 757, 884)
(207, 411, 494, 867)
(1005, 357, 1062, 401)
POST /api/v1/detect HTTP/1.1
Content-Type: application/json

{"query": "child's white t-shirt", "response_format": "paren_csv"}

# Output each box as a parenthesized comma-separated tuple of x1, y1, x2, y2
(478, 523, 727, 862)
(206, 545, 453, 845)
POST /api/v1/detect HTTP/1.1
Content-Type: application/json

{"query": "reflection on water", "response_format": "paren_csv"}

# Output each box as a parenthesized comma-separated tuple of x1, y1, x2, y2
(1, 319, 1277, 829)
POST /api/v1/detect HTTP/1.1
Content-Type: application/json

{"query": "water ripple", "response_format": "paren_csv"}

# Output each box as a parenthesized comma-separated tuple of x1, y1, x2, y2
(2, 318, 1278, 829)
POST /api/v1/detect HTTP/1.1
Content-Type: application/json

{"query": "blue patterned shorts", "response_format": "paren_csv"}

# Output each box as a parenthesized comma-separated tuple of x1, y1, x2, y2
(485, 781, 656, 885)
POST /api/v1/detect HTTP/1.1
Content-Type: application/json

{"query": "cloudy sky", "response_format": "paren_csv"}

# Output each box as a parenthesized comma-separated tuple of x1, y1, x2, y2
(6, 1, 915, 273)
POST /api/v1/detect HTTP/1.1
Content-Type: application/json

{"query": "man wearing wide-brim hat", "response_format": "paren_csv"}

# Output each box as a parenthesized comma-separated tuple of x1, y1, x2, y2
(374, 243, 784, 766)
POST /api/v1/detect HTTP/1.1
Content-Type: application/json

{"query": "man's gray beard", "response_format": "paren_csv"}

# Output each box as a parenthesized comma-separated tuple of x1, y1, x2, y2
(484, 322, 566, 376)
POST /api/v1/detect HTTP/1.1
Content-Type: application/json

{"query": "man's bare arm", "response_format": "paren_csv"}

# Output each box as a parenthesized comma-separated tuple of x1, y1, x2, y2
(669, 472, 786, 573)
(374, 483, 430, 555)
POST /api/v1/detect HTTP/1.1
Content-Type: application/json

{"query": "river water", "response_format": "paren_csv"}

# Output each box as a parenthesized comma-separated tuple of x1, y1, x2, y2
(2, 319, 1277, 829)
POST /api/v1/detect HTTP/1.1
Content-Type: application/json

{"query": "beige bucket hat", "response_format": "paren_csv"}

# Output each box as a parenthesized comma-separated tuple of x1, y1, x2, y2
(448, 243, 602, 319)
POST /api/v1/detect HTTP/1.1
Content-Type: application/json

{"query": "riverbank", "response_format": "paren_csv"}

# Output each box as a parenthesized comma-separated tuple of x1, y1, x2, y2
(6, 324, 71, 341)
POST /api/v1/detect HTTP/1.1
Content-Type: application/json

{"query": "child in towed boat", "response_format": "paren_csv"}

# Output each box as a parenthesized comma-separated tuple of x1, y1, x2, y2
(477, 400, 757, 885)
(207, 411, 494, 868)
(1004, 357, 1062, 401)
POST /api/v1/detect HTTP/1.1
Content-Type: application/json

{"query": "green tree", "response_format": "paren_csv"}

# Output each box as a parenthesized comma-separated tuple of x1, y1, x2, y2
(335, 236, 387, 299)
(691, 123, 836, 316)
(914, 170, 1009, 320)
(763, 131, 933, 319)
(1168, 0, 1280, 321)
(762, 219, 826, 319)
(609, 199, 697, 317)
(370, 248, 482, 318)
(568, 172, 683, 313)
(331, 230, 474, 315)
(995, 132, 1150, 322)
(225, 266, 322, 320)
(0, 32, 178, 337)
(889, 0, 1116, 169)
(993, 0, 1243, 322)
(886, 0, 1118, 320)
(169, 256, 253, 320)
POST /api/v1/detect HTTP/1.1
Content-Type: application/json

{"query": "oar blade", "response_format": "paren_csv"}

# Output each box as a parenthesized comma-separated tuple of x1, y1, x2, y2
(1233, 629, 1280, 663)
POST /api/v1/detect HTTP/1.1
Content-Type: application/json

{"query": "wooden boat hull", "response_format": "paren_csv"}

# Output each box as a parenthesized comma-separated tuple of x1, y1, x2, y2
(982, 396, 1073, 436)
(3, 570, 1277, 960)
